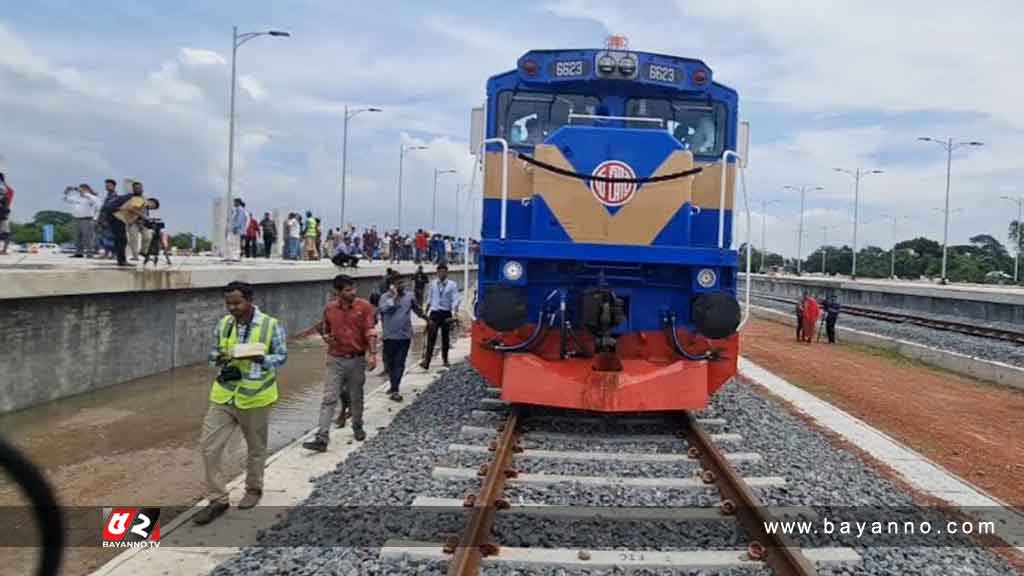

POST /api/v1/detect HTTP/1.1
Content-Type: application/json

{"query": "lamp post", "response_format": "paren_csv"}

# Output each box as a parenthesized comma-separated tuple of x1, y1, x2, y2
(784, 185, 823, 275)
(918, 137, 985, 284)
(432, 168, 456, 230)
(455, 183, 464, 238)
(759, 199, 781, 272)
(1001, 195, 1024, 282)
(225, 26, 289, 255)
(820, 224, 840, 275)
(397, 144, 428, 231)
(880, 214, 910, 279)
(833, 168, 883, 279)
(340, 106, 381, 229)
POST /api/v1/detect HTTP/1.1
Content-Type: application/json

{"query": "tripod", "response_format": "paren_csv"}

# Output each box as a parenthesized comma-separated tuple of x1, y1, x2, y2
(816, 315, 827, 342)
(142, 228, 172, 267)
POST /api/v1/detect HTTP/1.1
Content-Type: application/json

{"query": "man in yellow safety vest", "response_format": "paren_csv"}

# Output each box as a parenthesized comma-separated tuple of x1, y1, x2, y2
(193, 281, 288, 525)
(303, 211, 319, 260)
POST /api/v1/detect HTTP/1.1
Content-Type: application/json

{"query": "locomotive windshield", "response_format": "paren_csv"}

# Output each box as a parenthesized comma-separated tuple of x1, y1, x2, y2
(498, 92, 600, 146)
(625, 99, 726, 156)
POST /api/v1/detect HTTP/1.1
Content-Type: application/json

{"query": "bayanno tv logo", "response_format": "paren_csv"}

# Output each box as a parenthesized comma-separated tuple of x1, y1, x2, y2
(101, 508, 161, 549)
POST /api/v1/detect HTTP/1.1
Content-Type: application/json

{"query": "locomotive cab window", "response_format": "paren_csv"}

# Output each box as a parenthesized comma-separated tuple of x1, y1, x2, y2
(625, 99, 726, 156)
(498, 92, 600, 147)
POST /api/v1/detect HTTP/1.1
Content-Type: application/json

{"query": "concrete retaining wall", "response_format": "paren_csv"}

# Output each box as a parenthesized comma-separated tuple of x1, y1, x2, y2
(0, 266, 476, 414)
(742, 274, 1024, 324)
(749, 306, 1024, 391)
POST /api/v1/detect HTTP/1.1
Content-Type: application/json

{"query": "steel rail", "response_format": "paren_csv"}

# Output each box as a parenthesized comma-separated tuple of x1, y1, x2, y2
(750, 291, 1024, 345)
(446, 406, 521, 576)
(682, 412, 817, 576)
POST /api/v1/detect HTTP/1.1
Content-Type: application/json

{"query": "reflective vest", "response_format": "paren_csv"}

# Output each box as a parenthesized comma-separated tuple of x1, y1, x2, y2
(209, 313, 279, 409)
(304, 217, 318, 238)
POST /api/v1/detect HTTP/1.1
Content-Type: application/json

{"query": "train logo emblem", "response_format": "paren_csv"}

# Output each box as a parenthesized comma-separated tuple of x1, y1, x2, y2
(590, 160, 637, 207)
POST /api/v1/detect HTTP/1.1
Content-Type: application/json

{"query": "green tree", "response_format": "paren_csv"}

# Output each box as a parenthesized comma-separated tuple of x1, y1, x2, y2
(33, 211, 74, 226)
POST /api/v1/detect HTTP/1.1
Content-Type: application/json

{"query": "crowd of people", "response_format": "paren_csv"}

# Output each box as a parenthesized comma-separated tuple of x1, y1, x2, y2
(225, 198, 479, 266)
(193, 267, 462, 524)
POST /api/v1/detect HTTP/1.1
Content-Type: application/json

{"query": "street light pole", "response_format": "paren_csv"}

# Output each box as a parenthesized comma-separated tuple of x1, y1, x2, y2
(455, 183, 463, 238)
(760, 199, 780, 272)
(340, 105, 382, 230)
(1001, 196, 1024, 282)
(785, 185, 823, 275)
(397, 144, 428, 232)
(225, 26, 289, 256)
(834, 167, 883, 279)
(432, 168, 456, 229)
(918, 136, 985, 284)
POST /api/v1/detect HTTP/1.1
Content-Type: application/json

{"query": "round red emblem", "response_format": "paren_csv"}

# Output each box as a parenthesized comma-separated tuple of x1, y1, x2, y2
(589, 160, 637, 207)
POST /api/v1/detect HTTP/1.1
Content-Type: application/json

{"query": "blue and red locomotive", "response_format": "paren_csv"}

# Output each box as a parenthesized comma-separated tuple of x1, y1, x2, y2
(470, 38, 748, 413)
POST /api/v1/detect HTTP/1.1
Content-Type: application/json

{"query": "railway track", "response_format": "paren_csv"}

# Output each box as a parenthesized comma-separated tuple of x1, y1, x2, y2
(380, 392, 859, 575)
(751, 292, 1024, 345)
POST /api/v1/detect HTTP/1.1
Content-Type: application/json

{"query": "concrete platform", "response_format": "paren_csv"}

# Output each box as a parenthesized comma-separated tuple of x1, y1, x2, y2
(0, 255, 473, 300)
(744, 272, 1024, 323)
(739, 358, 1024, 552)
(90, 338, 472, 576)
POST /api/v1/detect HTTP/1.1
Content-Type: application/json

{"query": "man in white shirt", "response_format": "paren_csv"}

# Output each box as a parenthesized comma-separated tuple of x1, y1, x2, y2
(419, 263, 460, 369)
(285, 213, 301, 260)
(63, 184, 101, 258)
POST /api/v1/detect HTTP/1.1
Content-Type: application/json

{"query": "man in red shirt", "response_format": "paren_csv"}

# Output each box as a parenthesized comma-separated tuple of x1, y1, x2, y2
(415, 230, 428, 263)
(302, 275, 377, 449)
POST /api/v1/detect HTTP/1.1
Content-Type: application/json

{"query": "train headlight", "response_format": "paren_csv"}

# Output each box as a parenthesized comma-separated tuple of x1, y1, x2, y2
(618, 57, 636, 75)
(696, 268, 717, 288)
(597, 56, 616, 74)
(502, 260, 524, 282)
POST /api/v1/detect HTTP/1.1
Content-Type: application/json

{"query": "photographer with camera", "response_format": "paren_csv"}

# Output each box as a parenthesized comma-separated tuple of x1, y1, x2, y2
(99, 187, 159, 267)
(194, 281, 288, 525)
(63, 184, 101, 258)
(379, 277, 427, 401)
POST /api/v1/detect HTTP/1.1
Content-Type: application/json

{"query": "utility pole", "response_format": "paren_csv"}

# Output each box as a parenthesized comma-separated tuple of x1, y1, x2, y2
(224, 26, 290, 256)
(340, 105, 382, 229)
(918, 136, 985, 284)
(1001, 196, 1024, 282)
(760, 199, 780, 272)
(432, 168, 456, 230)
(397, 144, 428, 231)
(834, 167, 883, 279)
(784, 185, 823, 275)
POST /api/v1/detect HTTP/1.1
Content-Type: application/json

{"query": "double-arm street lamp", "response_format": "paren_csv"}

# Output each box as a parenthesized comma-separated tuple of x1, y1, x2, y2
(340, 106, 382, 229)
(432, 169, 456, 230)
(833, 168, 883, 279)
(225, 26, 289, 253)
(1001, 195, 1024, 282)
(918, 137, 984, 283)
(397, 144, 429, 231)
(784, 185, 824, 275)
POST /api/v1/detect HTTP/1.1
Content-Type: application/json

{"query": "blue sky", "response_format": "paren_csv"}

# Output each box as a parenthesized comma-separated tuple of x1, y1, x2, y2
(2, 0, 1022, 257)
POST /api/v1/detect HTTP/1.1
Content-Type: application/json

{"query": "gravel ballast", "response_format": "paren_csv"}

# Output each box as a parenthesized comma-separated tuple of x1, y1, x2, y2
(209, 361, 1016, 575)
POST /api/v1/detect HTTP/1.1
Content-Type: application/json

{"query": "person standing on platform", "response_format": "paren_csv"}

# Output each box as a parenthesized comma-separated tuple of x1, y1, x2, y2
(0, 173, 13, 256)
(126, 181, 147, 261)
(96, 179, 119, 259)
(379, 277, 426, 401)
(302, 274, 377, 451)
(303, 211, 319, 260)
(794, 297, 804, 341)
(244, 212, 260, 258)
(420, 263, 460, 370)
(823, 294, 841, 344)
(193, 281, 288, 525)
(228, 199, 247, 261)
(285, 213, 300, 260)
(63, 184, 100, 258)
(260, 213, 276, 258)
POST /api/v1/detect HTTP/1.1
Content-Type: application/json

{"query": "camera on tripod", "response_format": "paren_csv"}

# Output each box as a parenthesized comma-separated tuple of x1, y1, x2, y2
(142, 217, 165, 232)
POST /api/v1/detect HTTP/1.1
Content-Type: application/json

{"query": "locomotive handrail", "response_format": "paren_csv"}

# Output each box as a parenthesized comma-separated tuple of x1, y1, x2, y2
(719, 150, 753, 331)
(568, 113, 665, 126)
(516, 153, 703, 184)
(480, 138, 510, 240)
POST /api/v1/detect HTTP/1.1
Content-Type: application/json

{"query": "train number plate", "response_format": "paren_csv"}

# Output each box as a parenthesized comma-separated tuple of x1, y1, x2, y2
(554, 60, 585, 77)
(648, 64, 677, 83)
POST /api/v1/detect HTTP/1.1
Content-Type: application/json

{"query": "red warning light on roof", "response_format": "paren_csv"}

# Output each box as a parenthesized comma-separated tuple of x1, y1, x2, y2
(692, 69, 708, 85)
(520, 59, 540, 76)
(605, 35, 629, 50)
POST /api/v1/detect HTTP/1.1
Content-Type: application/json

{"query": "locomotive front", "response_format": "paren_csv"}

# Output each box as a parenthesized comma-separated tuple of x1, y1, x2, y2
(470, 41, 747, 412)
